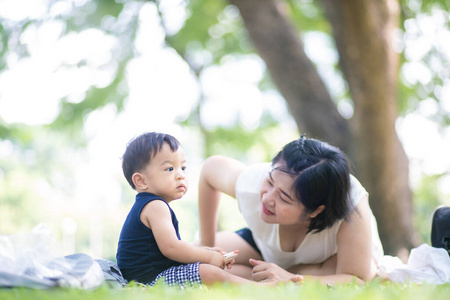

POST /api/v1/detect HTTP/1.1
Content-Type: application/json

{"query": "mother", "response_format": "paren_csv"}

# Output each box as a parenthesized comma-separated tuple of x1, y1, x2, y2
(198, 136, 383, 285)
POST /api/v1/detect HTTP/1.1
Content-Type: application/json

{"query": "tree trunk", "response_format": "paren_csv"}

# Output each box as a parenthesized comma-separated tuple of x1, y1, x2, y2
(230, 0, 418, 254)
(320, 0, 417, 254)
(229, 0, 351, 154)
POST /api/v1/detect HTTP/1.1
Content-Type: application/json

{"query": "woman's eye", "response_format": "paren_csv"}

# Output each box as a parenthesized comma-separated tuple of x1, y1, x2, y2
(280, 196, 290, 204)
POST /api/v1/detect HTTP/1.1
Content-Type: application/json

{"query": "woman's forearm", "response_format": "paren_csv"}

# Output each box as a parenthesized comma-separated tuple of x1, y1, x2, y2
(287, 255, 368, 285)
(287, 254, 337, 276)
(198, 165, 221, 246)
(198, 156, 245, 247)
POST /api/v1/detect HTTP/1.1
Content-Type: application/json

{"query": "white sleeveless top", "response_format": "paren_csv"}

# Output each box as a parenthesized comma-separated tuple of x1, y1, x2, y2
(235, 163, 383, 269)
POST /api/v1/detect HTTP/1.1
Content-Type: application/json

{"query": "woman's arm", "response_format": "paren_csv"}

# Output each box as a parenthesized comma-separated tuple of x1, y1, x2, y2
(198, 155, 245, 247)
(286, 254, 337, 276)
(251, 196, 376, 285)
(302, 196, 375, 284)
(334, 194, 375, 282)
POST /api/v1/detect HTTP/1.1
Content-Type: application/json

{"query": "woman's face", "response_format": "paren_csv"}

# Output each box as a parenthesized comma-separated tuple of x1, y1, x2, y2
(259, 165, 309, 227)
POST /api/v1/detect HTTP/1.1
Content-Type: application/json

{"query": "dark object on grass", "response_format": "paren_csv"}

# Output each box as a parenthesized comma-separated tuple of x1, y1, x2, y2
(431, 206, 450, 255)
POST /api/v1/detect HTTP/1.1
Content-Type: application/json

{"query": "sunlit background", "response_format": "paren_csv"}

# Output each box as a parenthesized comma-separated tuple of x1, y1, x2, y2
(0, 0, 449, 261)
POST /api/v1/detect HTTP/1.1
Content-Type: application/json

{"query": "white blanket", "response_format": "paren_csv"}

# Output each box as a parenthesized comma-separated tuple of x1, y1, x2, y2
(377, 243, 450, 285)
(0, 224, 104, 289)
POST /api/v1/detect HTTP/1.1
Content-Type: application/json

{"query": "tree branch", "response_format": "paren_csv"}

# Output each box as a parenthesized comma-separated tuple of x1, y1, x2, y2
(229, 0, 350, 152)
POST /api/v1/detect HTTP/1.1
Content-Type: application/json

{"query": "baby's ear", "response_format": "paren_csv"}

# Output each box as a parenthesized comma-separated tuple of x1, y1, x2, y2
(132, 172, 147, 190)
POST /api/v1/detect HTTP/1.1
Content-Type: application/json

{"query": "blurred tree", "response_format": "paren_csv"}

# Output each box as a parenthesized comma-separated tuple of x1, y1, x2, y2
(160, 0, 449, 254)
(1, 0, 449, 254)
(0, 127, 76, 233)
(413, 174, 443, 243)
(223, 0, 415, 254)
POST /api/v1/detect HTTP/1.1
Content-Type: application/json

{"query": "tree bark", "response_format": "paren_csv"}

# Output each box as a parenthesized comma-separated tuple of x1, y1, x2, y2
(320, 0, 417, 254)
(229, 0, 351, 154)
(230, 0, 418, 254)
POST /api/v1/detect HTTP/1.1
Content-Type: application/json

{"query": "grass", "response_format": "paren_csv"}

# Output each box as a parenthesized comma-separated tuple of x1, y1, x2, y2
(1, 281, 449, 300)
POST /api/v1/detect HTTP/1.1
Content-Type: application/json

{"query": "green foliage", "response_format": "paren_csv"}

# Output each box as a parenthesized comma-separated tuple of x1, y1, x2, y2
(169, 0, 228, 48)
(203, 124, 279, 162)
(0, 127, 69, 178)
(413, 174, 445, 243)
(0, 128, 81, 235)
(0, 122, 35, 146)
(399, 0, 450, 124)
(0, 23, 8, 70)
(416, 0, 450, 12)
(397, 65, 418, 116)
(48, 61, 128, 141)
(0, 178, 44, 233)
(179, 107, 295, 163)
(0, 0, 140, 142)
(64, 0, 125, 31)
(47, 0, 141, 138)
(166, 0, 249, 68)
(286, 0, 330, 33)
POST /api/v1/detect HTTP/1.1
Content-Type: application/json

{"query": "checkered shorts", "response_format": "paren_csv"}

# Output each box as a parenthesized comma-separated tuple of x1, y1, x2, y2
(150, 262, 202, 288)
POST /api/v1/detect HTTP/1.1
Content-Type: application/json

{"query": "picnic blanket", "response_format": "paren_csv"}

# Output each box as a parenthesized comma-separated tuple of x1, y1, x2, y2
(0, 224, 126, 289)
(377, 243, 450, 285)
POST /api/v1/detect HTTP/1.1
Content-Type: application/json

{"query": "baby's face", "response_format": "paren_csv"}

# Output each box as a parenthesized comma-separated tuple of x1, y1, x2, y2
(140, 143, 188, 201)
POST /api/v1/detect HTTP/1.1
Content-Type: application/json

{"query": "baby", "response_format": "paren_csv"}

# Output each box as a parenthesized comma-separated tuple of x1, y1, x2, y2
(116, 132, 254, 287)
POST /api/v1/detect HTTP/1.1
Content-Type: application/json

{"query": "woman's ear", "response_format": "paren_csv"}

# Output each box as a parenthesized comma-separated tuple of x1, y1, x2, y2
(132, 172, 147, 190)
(310, 205, 325, 218)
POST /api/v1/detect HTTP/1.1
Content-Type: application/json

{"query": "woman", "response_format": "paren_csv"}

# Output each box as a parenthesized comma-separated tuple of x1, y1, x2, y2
(198, 136, 383, 285)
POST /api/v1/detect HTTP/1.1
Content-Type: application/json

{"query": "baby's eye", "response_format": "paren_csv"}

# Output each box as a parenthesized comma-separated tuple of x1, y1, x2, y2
(182, 166, 187, 171)
(166, 167, 174, 172)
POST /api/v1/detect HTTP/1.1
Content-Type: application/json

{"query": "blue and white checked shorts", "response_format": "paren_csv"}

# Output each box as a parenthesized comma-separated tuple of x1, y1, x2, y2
(150, 262, 202, 288)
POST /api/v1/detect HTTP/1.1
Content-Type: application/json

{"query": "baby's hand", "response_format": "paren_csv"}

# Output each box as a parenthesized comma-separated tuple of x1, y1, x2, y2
(208, 249, 227, 269)
(223, 250, 239, 263)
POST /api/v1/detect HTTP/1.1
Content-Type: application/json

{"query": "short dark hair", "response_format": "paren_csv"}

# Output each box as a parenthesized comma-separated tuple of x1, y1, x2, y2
(272, 136, 352, 233)
(122, 132, 180, 190)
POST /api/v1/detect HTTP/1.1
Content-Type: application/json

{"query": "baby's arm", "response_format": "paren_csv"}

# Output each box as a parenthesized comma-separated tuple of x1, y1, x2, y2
(142, 200, 226, 268)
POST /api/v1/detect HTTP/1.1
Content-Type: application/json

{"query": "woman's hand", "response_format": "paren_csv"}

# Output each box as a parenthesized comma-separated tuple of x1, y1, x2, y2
(250, 259, 303, 283)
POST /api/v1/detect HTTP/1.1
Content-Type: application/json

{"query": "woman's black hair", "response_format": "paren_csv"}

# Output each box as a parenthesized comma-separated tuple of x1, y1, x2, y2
(272, 136, 352, 233)
(122, 132, 180, 190)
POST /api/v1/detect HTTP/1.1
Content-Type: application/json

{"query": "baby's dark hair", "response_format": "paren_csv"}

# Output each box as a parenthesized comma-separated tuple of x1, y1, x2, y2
(122, 132, 180, 190)
(272, 136, 352, 233)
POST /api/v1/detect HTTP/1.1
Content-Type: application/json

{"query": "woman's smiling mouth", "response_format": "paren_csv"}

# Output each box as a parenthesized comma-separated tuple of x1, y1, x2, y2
(262, 203, 274, 215)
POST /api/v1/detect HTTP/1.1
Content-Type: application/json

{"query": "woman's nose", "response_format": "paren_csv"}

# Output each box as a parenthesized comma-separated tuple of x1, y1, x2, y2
(263, 189, 276, 206)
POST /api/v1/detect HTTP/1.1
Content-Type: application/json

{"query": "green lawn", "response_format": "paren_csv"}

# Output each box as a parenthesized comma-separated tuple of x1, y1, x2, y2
(1, 281, 449, 300)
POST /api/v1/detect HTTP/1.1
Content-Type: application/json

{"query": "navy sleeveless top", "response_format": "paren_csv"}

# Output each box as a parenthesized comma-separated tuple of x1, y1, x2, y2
(116, 193, 182, 283)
